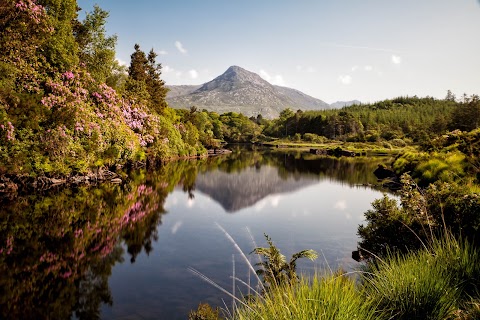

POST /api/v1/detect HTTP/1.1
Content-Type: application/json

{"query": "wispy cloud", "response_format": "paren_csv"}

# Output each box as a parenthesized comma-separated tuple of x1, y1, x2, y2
(392, 55, 402, 64)
(259, 69, 286, 86)
(351, 65, 359, 72)
(158, 50, 168, 55)
(296, 65, 316, 73)
(320, 42, 397, 53)
(163, 65, 174, 73)
(175, 41, 187, 54)
(189, 69, 199, 79)
(338, 75, 352, 85)
(364, 65, 373, 71)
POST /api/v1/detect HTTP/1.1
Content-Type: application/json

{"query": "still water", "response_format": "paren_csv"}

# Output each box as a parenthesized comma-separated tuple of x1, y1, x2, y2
(0, 148, 391, 319)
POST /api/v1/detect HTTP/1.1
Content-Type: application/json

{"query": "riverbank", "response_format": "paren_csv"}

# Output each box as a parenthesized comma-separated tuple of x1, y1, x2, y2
(0, 149, 232, 195)
(232, 235, 480, 320)
(258, 140, 412, 156)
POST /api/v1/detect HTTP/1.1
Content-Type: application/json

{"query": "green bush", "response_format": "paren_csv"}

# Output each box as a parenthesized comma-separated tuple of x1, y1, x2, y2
(363, 235, 480, 320)
(189, 303, 222, 320)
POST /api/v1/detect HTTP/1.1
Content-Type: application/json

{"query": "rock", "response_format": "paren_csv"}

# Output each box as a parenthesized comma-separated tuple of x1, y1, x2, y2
(326, 147, 356, 157)
(49, 178, 66, 185)
(352, 250, 364, 262)
(208, 149, 232, 156)
(0, 181, 18, 193)
(373, 164, 397, 180)
(310, 148, 327, 155)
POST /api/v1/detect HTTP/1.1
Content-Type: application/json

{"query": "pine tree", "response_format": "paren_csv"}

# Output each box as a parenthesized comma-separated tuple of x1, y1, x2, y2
(128, 44, 148, 82)
(146, 49, 168, 114)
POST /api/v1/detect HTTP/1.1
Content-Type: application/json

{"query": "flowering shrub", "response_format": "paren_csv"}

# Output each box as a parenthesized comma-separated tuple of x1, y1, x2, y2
(0, 0, 206, 176)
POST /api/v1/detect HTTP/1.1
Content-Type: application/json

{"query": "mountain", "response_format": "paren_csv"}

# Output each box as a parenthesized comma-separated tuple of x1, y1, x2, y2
(166, 66, 330, 118)
(330, 100, 362, 109)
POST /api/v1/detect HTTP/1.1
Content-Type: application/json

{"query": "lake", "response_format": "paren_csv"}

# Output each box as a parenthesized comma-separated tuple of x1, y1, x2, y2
(0, 147, 391, 319)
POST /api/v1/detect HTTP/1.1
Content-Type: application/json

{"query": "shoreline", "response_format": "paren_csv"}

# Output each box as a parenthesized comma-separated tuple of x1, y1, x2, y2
(0, 148, 232, 196)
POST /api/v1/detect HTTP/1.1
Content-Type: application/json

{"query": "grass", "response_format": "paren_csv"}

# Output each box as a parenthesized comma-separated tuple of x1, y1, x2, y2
(231, 234, 480, 320)
(260, 139, 414, 155)
(234, 273, 379, 320)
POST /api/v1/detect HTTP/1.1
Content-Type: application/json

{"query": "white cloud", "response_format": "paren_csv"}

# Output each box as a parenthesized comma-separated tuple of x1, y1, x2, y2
(338, 75, 352, 85)
(175, 71, 183, 78)
(175, 41, 187, 54)
(273, 75, 285, 86)
(158, 50, 168, 55)
(163, 65, 174, 73)
(189, 69, 199, 79)
(259, 69, 271, 81)
(334, 200, 347, 210)
(259, 69, 286, 86)
(116, 58, 127, 66)
(351, 65, 359, 72)
(392, 55, 402, 64)
(364, 65, 373, 71)
(296, 65, 315, 73)
(186, 198, 195, 208)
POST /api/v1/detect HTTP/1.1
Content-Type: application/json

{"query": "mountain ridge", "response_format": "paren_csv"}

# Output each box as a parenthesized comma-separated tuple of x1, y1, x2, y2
(166, 66, 332, 118)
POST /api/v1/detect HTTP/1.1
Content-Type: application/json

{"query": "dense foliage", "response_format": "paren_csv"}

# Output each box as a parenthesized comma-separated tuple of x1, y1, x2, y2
(262, 95, 479, 145)
(0, 0, 206, 176)
(234, 236, 480, 320)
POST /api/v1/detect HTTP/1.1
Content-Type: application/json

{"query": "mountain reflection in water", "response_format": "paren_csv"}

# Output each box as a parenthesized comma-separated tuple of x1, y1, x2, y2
(0, 148, 391, 320)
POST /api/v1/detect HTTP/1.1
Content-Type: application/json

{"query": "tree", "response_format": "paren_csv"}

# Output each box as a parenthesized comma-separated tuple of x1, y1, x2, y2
(445, 90, 456, 102)
(146, 49, 168, 114)
(450, 94, 480, 132)
(125, 44, 168, 114)
(128, 44, 148, 82)
(75, 5, 117, 83)
(37, 0, 79, 71)
(251, 234, 317, 289)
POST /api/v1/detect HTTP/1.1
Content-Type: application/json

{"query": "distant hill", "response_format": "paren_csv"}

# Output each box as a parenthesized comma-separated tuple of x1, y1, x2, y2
(166, 66, 330, 118)
(330, 100, 362, 109)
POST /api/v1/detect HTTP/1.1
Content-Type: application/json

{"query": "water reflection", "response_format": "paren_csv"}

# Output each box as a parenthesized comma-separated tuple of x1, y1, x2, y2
(0, 149, 391, 319)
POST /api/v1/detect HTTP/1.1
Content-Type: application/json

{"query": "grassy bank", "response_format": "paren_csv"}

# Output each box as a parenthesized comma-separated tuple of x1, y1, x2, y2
(232, 235, 480, 320)
(259, 140, 413, 156)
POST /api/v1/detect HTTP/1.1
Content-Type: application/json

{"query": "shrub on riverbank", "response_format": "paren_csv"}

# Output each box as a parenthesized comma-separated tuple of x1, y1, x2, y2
(0, 1, 206, 177)
(232, 235, 480, 320)
(234, 272, 378, 320)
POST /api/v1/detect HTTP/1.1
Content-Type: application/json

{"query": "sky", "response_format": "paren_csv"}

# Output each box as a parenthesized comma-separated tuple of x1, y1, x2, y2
(77, 0, 480, 104)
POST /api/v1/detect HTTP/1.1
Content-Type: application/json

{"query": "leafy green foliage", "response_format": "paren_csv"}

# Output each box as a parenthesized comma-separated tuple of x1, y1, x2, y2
(358, 174, 480, 258)
(251, 234, 317, 289)
(234, 273, 378, 320)
(0, 1, 206, 176)
(188, 303, 223, 320)
(74, 5, 117, 83)
(362, 235, 480, 320)
(236, 235, 480, 320)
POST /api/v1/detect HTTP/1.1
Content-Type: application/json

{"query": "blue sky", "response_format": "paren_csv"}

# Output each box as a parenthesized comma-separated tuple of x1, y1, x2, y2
(77, 0, 480, 103)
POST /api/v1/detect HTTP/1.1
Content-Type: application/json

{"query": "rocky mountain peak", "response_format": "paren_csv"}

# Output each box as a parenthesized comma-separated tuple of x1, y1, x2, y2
(196, 65, 271, 93)
(166, 66, 334, 118)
